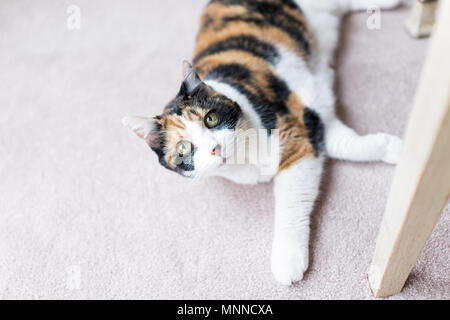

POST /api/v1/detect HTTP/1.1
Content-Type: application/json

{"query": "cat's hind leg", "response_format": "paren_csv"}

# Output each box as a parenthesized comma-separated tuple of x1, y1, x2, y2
(299, 0, 400, 15)
(325, 118, 402, 164)
(271, 156, 324, 285)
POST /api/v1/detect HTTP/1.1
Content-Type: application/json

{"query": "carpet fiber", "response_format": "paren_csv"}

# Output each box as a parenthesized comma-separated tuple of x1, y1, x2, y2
(0, 0, 448, 299)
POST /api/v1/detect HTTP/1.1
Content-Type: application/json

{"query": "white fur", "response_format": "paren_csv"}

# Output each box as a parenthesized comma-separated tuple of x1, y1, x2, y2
(179, 115, 239, 178)
(300, 0, 400, 14)
(325, 118, 403, 163)
(272, 45, 336, 124)
(204, 80, 281, 183)
(215, 165, 261, 185)
(271, 156, 324, 284)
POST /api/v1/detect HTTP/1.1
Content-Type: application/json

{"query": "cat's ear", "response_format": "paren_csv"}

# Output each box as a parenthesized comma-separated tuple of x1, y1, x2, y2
(122, 115, 161, 149)
(179, 60, 205, 97)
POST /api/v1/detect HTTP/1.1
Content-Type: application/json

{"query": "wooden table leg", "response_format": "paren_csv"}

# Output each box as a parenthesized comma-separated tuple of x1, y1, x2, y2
(368, 0, 450, 298)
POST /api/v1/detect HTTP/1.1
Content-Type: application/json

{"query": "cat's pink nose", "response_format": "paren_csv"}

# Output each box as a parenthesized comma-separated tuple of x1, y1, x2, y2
(211, 144, 221, 156)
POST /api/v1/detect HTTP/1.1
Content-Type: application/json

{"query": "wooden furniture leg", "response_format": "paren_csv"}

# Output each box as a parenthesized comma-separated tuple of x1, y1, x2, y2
(368, 0, 450, 298)
(405, 0, 438, 38)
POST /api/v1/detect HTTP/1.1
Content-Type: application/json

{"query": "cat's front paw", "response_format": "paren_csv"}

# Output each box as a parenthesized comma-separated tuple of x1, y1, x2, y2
(271, 235, 309, 285)
(377, 133, 403, 165)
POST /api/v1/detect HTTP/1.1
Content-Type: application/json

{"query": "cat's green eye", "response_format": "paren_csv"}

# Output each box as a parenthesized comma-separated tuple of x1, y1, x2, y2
(205, 112, 219, 128)
(177, 141, 192, 157)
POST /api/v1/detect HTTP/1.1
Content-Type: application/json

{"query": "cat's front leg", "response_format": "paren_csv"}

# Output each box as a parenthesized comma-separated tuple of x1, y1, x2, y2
(271, 156, 324, 285)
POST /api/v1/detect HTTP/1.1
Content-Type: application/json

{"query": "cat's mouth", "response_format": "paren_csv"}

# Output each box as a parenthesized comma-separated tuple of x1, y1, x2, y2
(211, 144, 231, 165)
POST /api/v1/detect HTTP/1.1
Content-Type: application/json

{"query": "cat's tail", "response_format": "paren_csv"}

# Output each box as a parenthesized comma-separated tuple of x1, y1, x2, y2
(298, 0, 400, 15)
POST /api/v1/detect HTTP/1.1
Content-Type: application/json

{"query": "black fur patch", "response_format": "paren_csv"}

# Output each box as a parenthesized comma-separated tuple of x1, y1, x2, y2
(194, 35, 279, 64)
(212, 0, 310, 56)
(204, 64, 290, 130)
(267, 73, 290, 102)
(207, 63, 252, 81)
(221, 15, 310, 56)
(209, 98, 242, 130)
(148, 122, 171, 170)
(279, 0, 302, 11)
(303, 107, 325, 156)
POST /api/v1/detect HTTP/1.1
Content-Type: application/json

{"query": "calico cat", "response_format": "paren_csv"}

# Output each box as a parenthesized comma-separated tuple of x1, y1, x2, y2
(123, 0, 402, 285)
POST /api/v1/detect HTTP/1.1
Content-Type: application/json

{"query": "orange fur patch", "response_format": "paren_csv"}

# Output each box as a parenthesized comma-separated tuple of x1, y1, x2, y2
(276, 113, 315, 173)
(195, 2, 310, 59)
(195, 50, 277, 101)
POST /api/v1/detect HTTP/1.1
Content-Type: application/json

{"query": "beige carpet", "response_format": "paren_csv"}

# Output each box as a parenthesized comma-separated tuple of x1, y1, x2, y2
(0, 0, 448, 299)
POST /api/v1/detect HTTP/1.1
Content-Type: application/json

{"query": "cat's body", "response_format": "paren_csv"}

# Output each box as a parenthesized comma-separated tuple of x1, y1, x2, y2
(123, 0, 402, 285)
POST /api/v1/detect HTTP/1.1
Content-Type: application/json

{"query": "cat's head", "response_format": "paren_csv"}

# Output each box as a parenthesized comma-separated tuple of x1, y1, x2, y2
(123, 61, 243, 178)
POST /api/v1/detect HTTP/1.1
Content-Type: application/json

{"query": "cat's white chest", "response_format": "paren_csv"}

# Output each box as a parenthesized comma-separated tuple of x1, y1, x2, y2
(214, 164, 275, 185)
(214, 136, 280, 185)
